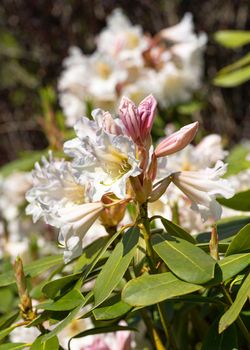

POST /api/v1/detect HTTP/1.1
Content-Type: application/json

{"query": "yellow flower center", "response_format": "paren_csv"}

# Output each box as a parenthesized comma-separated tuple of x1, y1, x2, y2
(96, 62, 112, 79)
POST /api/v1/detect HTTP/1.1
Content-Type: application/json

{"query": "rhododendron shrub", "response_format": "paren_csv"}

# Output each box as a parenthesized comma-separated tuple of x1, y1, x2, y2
(0, 92, 250, 350)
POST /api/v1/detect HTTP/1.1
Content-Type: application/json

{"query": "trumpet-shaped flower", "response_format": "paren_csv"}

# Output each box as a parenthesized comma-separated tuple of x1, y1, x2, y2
(171, 161, 235, 221)
(155, 122, 199, 157)
(26, 153, 104, 262)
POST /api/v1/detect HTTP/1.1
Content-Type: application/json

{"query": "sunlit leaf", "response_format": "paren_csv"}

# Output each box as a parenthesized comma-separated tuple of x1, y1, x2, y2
(226, 223, 250, 256)
(219, 274, 250, 333)
(94, 227, 140, 306)
(122, 272, 202, 307)
(214, 30, 250, 48)
(218, 190, 250, 212)
(152, 233, 215, 284)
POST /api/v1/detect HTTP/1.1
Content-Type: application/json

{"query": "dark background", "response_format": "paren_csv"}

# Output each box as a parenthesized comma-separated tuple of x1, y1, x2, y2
(0, 0, 249, 166)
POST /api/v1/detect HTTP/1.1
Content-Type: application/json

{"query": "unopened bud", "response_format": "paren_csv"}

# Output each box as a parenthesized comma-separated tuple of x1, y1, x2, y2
(155, 122, 199, 158)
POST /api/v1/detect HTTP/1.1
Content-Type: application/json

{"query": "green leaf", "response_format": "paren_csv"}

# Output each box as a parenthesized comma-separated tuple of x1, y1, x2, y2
(42, 273, 81, 299)
(196, 217, 250, 243)
(152, 233, 215, 284)
(30, 335, 59, 350)
(83, 227, 124, 280)
(93, 294, 132, 320)
(74, 237, 109, 273)
(213, 65, 250, 87)
(202, 319, 238, 350)
(0, 272, 15, 287)
(226, 144, 250, 176)
(219, 53, 250, 74)
(177, 100, 204, 115)
(0, 310, 19, 330)
(42, 304, 83, 341)
(94, 227, 140, 306)
(159, 218, 196, 244)
(219, 253, 250, 281)
(218, 190, 250, 212)
(226, 223, 250, 256)
(0, 344, 27, 350)
(219, 273, 250, 333)
(24, 255, 63, 277)
(122, 272, 202, 307)
(37, 289, 84, 311)
(0, 288, 14, 313)
(0, 325, 17, 341)
(214, 30, 250, 48)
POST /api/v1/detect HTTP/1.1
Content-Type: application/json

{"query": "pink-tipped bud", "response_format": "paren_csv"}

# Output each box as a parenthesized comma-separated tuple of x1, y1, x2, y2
(138, 94, 157, 140)
(119, 97, 141, 142)
(119, 95, 157, 144)
(155, 121, 199, 158)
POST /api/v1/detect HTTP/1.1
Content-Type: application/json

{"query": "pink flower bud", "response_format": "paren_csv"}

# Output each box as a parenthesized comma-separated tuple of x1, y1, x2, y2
(119, 97, 141, 142)
(155, 121, 199, 158)
(138, 94, 157, 140)
(119, 95, 157, 144)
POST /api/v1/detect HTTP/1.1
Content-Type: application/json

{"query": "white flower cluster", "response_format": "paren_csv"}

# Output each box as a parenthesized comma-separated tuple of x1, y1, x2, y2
(58, 9, 207, 126)
(26, 95, 234, 262)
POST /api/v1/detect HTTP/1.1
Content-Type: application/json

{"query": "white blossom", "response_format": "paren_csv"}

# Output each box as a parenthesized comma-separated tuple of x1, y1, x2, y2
(172, 161, 235, 221)
(64, 117, 141, 201)
(26, 153, 105, 262)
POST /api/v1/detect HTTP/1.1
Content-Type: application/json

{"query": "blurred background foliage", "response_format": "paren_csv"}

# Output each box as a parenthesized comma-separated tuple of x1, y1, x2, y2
(0, 0, 249, 166)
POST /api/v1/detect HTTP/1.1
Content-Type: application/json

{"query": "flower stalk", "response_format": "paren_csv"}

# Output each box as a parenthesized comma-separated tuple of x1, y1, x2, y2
(138, 202, 178, 350)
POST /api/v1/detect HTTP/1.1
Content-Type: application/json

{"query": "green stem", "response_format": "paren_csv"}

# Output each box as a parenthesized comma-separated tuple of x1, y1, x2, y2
(140, 309, 165, 350)
(221, 284, 250, 343)
(139, 202, 178, 350)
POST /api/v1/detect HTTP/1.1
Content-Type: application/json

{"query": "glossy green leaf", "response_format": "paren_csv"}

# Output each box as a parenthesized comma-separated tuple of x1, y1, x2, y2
(42, 272, 81, 299)
(42, 304, 83, 341)
(74, 237, 109, 273)
(152, 234, 215, 284)
(218, 190, 250, 212)
(159, 218, 196, 244)
(83, 227, 124, 280)
(219, 273, 250, 333)
(30, 335, 59, 350)
(214, 65, 250, 87)
(219, 253, 250, 281)
(226, 223, 250, 256)
(93, 294, 132, 320)
(37, 289, 84, 311)
(122, 272, 202, 307)
(94, 227, 140, 306)
(0, 344, 27, 350)
(214, 30, 250, 48)
(202, 319, 238, 350)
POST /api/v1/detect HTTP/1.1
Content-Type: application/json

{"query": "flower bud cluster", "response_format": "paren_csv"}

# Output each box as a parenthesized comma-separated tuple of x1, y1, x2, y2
(26, 95, 234, 261)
